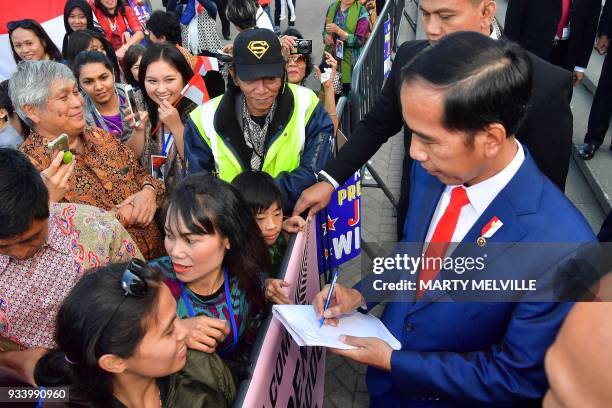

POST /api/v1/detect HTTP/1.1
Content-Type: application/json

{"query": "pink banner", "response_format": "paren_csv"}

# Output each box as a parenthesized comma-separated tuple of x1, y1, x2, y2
(241, 220, 326, 407)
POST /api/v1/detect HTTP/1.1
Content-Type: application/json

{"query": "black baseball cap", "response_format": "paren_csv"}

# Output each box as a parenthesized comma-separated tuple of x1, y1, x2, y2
(233, 28, 284, 81)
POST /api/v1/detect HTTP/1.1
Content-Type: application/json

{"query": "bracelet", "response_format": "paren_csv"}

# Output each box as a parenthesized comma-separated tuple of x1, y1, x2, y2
(328, 112, 337, 116)
(142, 183, 156, 193)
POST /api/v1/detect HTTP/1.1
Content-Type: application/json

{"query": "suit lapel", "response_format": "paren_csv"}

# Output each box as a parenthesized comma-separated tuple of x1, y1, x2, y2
(406, 149, 541, 314)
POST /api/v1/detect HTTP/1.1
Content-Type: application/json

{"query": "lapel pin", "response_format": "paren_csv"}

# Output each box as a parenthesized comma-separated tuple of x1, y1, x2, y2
(477, 216, 503, 247)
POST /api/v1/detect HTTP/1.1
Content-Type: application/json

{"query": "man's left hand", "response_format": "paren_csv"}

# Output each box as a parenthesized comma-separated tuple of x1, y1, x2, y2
(331, 336, 393, 371)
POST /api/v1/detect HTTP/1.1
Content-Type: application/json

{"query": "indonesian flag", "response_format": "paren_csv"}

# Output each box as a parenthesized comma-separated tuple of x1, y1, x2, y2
(0, 0, 66, 80)
(193, 56, 220, 76)
(180, 73, 211, 106)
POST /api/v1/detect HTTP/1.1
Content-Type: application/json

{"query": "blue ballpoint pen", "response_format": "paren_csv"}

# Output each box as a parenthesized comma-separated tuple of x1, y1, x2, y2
(319, 268, 340, 327)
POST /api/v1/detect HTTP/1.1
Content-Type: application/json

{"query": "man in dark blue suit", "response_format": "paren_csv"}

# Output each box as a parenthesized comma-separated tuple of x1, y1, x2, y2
(313, 32, 597, 406)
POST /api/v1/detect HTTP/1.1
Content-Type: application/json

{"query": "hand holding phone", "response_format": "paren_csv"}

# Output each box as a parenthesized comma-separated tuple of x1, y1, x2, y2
(125, 85, 141, 127)
(47, 133, 73, 164)
(41, 150, 75, 201)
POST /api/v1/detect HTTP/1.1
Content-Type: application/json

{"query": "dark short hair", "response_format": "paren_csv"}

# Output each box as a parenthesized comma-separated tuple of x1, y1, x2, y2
(139, 43, 195, 126)
(65, 29, 121, 79)
(8, 19, 62, 63)
(232, 170, 284, 215)
(0, 148, 49, 239)
(283, 28, 313, 80)
(401, 31, 533, 141)
(226, 0, 258, 30)
(72, 50, 115, 82)
(146, 10, 182, 45)
(122, 44, 147, 88)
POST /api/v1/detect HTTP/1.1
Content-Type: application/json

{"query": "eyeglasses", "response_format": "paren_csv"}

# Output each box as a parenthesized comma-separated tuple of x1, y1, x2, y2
(286, 55, 305, 65)
(7, 19, 35, 33)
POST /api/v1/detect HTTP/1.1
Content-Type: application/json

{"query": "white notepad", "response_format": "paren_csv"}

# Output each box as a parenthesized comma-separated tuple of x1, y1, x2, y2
(272, 305, 402, 350)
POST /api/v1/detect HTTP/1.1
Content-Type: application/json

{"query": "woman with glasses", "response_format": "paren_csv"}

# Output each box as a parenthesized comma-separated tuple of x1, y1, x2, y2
(149, 173, 269, 380)
(34, 261, 237, 407)
(91, 0, 145, 59)
(73, 51, 148, 148)
(7, 19, 62, 63)
(66, 29, 122, 80)
(283, 28, 339, 133)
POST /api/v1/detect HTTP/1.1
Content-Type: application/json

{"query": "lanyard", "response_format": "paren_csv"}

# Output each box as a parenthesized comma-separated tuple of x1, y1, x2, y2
(180, 268, 239, 355)
(161, 130, 173, 156)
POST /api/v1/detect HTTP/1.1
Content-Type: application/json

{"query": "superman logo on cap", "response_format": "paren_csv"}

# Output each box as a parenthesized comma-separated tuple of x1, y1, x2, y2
(248, 41, 270, 59)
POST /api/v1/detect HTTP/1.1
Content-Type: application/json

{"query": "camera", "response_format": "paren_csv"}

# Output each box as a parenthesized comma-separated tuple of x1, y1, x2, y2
(291, 39, 312, 55)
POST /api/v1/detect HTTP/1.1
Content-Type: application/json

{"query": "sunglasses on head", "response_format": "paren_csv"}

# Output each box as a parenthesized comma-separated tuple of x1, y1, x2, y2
(7, 19, 35, 32)
(98, 259, 149, 337)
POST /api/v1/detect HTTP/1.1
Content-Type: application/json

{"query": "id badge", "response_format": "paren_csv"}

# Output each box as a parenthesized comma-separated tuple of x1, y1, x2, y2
(336, 40, 344, 60)
(151, 155, 167, 181)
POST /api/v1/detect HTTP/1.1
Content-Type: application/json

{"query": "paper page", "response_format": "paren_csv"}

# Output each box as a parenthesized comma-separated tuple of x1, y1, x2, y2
(272, 305, 402, 350)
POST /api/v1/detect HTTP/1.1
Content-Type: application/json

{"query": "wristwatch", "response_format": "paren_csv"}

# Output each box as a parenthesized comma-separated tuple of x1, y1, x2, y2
(316, 172, 335, 186)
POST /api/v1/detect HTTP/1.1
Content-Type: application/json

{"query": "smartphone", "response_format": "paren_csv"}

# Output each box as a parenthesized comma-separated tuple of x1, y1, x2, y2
(47, 133, 69, 155)
(124, 85, 141, 127)
(215, 49, 233, 63)
(290, 39, 313, 55)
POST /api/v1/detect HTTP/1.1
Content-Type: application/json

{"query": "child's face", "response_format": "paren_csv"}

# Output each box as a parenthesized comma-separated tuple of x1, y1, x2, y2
(256, 203, 283, 246)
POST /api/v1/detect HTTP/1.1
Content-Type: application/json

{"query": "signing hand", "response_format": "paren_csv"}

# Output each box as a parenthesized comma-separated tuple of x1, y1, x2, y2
(283, 215, 306, 234)
(266, 278, 291, 304)
(331, 336, 393, 371)
(41, 151, 75, 202)
(116, 187, 156, 227)
(312, 283, 365, 326)
(159, 99, 183, 134)
(182, 315, 230, 353)
(293, 181, 335, 219)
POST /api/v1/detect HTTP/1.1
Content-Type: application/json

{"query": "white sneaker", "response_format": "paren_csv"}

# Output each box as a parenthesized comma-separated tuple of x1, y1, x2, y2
(290, 14, 296, 22)
(280, 13, 286, 20)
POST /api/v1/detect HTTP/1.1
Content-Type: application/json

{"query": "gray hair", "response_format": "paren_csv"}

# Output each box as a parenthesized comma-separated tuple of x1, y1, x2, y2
(8, 61, 76, 127)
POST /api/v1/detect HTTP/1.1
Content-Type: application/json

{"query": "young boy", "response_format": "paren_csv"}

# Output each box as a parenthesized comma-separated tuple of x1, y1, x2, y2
(232, 170, 305, 304)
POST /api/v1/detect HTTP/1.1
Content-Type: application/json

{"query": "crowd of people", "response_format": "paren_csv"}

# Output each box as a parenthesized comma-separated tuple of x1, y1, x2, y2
(1, 0, 612, 407)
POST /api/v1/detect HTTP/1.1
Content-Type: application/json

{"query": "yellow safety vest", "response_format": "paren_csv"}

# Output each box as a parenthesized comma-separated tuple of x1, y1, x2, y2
(189, 83, 319, 183)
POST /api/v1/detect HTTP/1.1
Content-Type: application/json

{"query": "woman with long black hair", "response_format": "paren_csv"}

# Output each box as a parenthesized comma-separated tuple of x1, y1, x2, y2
(138, 43, 197, 192)
(91, 0, 145, 59)
(34, 261, 236, 407)
(150, 173, 270, 380)
(7, 19, 62, 63)
(62, 0, 102, 59)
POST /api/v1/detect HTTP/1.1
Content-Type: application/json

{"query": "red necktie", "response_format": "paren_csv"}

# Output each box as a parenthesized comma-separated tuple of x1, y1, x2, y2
(556, 0, 571, 39)
(416, 187, 470, 300)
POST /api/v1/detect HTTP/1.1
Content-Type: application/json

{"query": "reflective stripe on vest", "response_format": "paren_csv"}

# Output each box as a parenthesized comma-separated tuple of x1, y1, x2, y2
(190, 83, 319, 182)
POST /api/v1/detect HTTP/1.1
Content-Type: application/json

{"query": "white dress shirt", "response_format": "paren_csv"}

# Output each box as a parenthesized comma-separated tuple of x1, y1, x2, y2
(424, 140, 525, 243)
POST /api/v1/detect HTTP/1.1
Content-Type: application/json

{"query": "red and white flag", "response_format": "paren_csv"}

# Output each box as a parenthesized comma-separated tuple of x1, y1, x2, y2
(193, 56, 219, 76)
(180, 73, 211, 106)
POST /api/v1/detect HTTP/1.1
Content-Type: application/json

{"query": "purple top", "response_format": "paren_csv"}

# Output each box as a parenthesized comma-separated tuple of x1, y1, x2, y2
(101, 113, 124, 139)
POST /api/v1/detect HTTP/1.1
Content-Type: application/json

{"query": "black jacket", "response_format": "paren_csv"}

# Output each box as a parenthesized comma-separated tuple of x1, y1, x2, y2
(324, 38, 573, 191)
(504, 0, 601, 69)
(598, 0, 612, 37)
